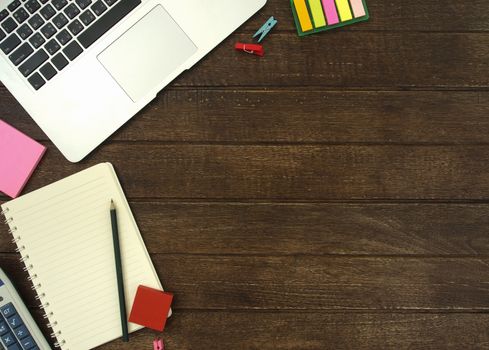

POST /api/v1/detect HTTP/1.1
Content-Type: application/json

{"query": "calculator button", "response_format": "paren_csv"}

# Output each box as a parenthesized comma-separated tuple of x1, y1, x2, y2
(0, 304, 16, 318)
(0, 321, 8, 335)
(1, 332, 15, 346)
(20, 336, 36, 349)
(7, 343, 21, 350)
(6, 314, 23, 329)
(13, 325, 29, 340)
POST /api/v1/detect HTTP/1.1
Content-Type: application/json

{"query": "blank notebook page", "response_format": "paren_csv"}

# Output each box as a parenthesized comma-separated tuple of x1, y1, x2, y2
(1, 163, 162, 350)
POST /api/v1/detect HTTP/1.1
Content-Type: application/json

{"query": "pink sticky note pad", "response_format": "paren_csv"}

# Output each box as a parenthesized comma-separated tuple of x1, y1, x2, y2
(0, 120, 46, 198)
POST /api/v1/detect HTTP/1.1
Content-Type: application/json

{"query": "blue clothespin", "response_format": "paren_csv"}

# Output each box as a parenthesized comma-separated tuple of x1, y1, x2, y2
(253, 16, 278, 43)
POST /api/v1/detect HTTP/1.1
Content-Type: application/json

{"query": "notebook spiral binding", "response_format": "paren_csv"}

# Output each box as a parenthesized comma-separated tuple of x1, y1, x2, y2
(2, 208, 69, 350)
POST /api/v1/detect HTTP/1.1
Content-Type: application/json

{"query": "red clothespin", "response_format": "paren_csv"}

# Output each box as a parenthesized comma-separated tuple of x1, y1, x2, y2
(153, 338, 164, 350)
(235, 42, 264, 57)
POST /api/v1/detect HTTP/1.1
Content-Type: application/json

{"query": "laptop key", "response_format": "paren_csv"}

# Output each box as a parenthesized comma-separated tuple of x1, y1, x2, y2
(7, 0, 21, 12)
(28, 13, 44, 29)
(67, 19, 83, 35)
(64, 3, 80, 18)
(63, 40, 82, 60)
(19, 48, 48, 76)
(40, 22, 56, 38)
(44, 38, 60, 54)
(40, 61, 56, 79)
(52, 12, 67, 28)
(0, 10, 8, 22)
(0, 28, 5, 41)
(25, 0, 41, 13)
(13, 8, 29, 23)
(55, 28, 71, 45)
(75, 0, 92, 10)
(29, 32, 45, 48)
(8, 343, 22, 350)
(9, 42, 33, 65)
(0, 33, 20, 54)
(51, 52, 67, 70)
(16, 23, 33, 39)
(91, 0, 106, 16)
(2, 18, 18, 33)
(79, 9, 94, 25)
(51, 0, 67, 10)
(104, 0, 117, 6)
(78, 0, 140, 49)
(40, 4, 55, 19)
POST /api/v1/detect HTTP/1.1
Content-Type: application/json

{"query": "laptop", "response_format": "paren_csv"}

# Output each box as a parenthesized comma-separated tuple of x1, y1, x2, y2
(0, 0, 266, 162)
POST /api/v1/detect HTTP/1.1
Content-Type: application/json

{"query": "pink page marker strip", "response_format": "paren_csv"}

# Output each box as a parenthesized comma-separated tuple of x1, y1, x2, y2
(321, 0, 339, 25)
(349, 0, 366, 17)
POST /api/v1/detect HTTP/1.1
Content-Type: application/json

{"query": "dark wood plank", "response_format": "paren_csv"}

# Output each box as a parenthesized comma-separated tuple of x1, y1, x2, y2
(173, 33, 489, 88)
(245, 0, 489, 32)
(4, 254, 489, 310)
(24, 310, 489, 350)
(4, 144, 489, 200)
(2, 203, 489, 255)
(96, 312, 489, 350)
(4, 90, 489, 144)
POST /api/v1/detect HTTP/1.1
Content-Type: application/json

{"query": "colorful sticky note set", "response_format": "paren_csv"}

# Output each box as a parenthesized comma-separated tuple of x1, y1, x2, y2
(291, 0, 369, 36)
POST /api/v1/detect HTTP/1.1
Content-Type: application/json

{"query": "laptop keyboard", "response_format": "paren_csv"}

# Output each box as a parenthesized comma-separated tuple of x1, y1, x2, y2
(0, 0, 140, 90)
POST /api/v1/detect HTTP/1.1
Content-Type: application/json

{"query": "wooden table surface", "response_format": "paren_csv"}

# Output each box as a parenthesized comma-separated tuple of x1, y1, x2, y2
(2, 0, 489, 348)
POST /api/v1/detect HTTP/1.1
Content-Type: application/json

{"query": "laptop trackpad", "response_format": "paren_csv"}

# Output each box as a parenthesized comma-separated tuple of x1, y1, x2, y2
(98, 5, 197, 102)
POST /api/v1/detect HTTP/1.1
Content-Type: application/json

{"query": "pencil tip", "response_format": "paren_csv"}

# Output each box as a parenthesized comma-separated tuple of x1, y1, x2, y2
(110, 199, 115, 210)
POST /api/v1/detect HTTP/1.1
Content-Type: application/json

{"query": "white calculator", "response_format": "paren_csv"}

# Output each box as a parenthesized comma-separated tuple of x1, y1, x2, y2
(0, 268, 50, 350)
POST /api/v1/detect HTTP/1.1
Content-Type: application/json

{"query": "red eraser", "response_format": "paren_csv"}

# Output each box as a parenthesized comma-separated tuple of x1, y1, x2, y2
(129, 285, 173, 331)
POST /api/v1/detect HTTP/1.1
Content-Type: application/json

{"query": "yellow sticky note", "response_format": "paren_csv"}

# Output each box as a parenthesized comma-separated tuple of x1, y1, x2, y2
(293, 0, 313, 32)
(308, 0, 326, 28)
(335, 0, 353, 21)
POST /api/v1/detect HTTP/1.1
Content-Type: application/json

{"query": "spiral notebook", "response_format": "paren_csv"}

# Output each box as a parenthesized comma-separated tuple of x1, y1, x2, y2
(1, 163, 162, 350)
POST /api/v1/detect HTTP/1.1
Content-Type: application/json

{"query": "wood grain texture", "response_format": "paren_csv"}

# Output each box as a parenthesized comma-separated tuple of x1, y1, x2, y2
(1, 0, 489, 348)
(3, 90, 489, 144)
(4, 254, 489, 311)
(172, 33, 489, 88)
(5, 144, 489, 200)
(24, 310, 489, 350)
(96, 312, 489, 350)
(3, 202, 489, 255)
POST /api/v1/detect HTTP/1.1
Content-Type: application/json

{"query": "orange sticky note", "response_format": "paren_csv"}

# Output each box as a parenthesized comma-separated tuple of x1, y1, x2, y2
(293, 0, 313, 32)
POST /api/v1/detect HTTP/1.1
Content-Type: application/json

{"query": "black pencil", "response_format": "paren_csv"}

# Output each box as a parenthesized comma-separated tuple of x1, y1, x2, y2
(110, 199, 129, 342)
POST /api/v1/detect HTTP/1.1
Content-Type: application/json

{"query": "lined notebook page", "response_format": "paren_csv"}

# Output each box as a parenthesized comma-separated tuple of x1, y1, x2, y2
(1, 163, 162, 350)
